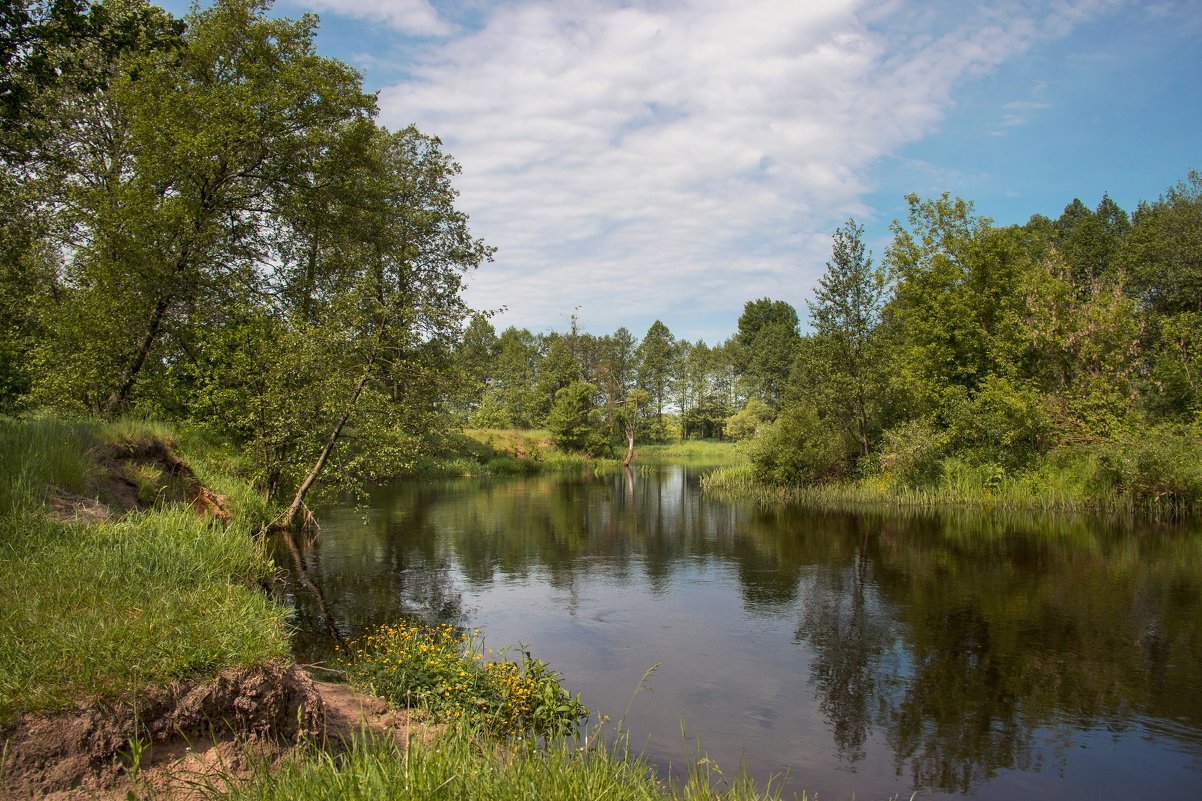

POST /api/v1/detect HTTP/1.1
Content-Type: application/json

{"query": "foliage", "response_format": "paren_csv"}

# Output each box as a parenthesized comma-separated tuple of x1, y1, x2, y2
(747, 405, 847, 486)
(1095, 423, 1202, 509)
(804, 218, 888, 459)
(338, 622, 588, 739)
(636, 320, 679, 440)
(871, 417, 951, 488)
(548, 380, 609, 455)
(732, 298, 800, 408)
(724, 397, 773, 441)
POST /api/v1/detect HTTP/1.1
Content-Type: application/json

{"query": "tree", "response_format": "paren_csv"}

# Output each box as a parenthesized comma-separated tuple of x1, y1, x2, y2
(636, 320, 678, 440)
(733, 298, 800, 408)
(280, 124, 490, 528)
(547, 380, 606, 454)
(807, 219, 888, 458)
(883, 194, 1034, 417)
(29, 0, 375, 416)
(1052, 193, 1130, 292)
(491, 326, 540, 427)
(1120, 170, 1202, 420)
(454, 314, 498, 416)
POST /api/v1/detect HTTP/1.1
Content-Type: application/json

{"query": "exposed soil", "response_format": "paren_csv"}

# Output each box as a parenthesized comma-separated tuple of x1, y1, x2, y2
(0, 663, 429, 800)
(46, 436, 231, 526)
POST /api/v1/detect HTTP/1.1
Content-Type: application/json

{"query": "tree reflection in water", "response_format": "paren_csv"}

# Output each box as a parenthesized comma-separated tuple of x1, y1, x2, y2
(275, 467, 1202, 799)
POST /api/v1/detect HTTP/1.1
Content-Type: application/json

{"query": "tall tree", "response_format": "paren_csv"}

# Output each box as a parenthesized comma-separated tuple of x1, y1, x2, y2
(30, 0, 374, 415)
(807, 219, 888, 457)
(636, 320, 678, 440)
(280, 124, 490, 527)
(733, 298, 800, 408)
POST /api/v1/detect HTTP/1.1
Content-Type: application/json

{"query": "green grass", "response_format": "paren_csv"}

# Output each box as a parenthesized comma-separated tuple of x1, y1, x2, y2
(700, 450, 1198, 516)
(407, 428, 619, 477)
(635, 440, 748, 467)
(0, 416, 97, 515)
(212, 726, 790, 801)
(338, 622, 588, 739)
(0, 417, 290, 723)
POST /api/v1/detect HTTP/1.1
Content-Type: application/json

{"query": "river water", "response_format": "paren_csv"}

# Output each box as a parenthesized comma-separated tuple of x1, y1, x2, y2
(274, 466, 1202, 800)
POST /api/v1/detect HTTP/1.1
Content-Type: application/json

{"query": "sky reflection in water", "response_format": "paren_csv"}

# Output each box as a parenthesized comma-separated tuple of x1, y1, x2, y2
(276, 466, 1202, 801)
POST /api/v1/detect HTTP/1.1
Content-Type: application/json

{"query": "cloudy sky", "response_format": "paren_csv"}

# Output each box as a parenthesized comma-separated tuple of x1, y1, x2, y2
(162, 0, 1202, 343)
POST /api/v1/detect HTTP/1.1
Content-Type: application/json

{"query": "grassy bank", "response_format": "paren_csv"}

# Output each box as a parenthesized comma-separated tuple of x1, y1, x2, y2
(405, 428, 621, 477)
(636, 439, 747, 467)
(408, 430, 745, 477)
(0, 417, 289, 723)
(219, 727, 785, 801)
(702, 447, 1202, 516)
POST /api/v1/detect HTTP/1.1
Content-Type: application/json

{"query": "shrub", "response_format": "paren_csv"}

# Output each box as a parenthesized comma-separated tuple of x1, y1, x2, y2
(873, 416, 951, 487)
(1096, 423, 1202, 509)
(724, 398, 774, 441)
(748, 405, 847, 485)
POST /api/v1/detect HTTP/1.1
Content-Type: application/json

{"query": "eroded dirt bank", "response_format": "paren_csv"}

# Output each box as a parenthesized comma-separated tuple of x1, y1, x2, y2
(1, 661, 424, 800)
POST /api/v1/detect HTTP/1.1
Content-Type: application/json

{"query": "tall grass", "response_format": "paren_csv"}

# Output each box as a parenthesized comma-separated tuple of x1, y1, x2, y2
(213, 727, 790, 801)
(419, 428, 619, 476)
(0, 418, 290, 723)
(700, 452, 1196, 516)
(0, 417, 96, 514)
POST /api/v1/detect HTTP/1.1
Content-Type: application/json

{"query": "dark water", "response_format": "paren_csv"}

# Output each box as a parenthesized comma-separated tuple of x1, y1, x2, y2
(274, 466, 1202, 800)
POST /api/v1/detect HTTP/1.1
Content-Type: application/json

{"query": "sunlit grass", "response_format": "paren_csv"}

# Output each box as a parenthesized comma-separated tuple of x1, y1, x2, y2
(212, 725, 792, 801)
(636, 439, 748, 467)
(338, 622, 587, 739)
(0, 417, 290, 724)
(700, 455, 1189, 515)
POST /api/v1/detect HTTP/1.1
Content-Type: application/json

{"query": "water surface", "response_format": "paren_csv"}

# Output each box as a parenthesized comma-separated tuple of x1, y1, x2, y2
(275, 466, 1202, 800)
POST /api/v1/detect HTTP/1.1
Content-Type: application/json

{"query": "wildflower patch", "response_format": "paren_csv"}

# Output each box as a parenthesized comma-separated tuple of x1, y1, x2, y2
(337, 623, 588, 739)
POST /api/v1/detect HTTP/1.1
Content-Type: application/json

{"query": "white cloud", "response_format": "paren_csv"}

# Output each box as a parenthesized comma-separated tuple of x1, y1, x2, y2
(373, 0, 1117, 340)
(289, 0, 452, 36)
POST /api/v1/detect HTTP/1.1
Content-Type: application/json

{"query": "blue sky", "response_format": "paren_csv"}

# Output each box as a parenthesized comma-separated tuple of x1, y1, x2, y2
(160, 1, 1202, 343)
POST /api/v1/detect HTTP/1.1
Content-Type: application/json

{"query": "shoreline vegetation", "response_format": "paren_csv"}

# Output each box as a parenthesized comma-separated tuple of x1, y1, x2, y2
(0, 416, 784, 800)
(702, 439, 1202, 517)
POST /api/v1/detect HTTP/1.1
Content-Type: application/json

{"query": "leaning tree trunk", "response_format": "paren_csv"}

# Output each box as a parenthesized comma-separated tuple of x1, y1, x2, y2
(278, 368, 371, 530)
(103, 297, 170, 417)
(623, 425, 636, 466)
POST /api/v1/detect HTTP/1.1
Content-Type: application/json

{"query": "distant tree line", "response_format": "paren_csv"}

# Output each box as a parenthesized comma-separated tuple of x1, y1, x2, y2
(452, 173, 1202, 507)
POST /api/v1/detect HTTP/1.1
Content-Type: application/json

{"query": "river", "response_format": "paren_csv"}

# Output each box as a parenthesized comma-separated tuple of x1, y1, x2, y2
(273, 465, 1202, 800)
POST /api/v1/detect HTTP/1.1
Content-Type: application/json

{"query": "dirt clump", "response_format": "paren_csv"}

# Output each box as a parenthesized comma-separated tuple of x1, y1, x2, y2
(46, 435, 231, 526)
(1, 665, 432, 801)
(0, 661, 320, 799)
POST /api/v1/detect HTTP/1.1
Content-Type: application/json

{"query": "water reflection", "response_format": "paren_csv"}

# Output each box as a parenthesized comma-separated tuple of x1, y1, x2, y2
(273, 466, 1202, 800)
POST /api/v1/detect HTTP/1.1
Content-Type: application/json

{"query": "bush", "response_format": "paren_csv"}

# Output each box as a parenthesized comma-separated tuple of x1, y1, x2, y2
(339, 623, 588, 739)
(724, 398, 774, 441)
(1096, 424, 1202, 509)
(944, 376, 1051, 469)
(748, 405, 847, 485)
(547, 382, 609, 455)
(872, 416, 951, 487)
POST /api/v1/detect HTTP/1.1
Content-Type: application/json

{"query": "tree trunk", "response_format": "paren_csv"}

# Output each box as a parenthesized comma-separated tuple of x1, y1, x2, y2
(103, 296, 170, 418)
(623, 427, 636, 466)
(278, 368, 371, 530)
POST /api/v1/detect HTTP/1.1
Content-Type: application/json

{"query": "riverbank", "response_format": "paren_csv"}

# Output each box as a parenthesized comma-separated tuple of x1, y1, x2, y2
(406, 429, 747, 477)
(702, 437, 1202, 515)
(0, 417, 785, 800)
